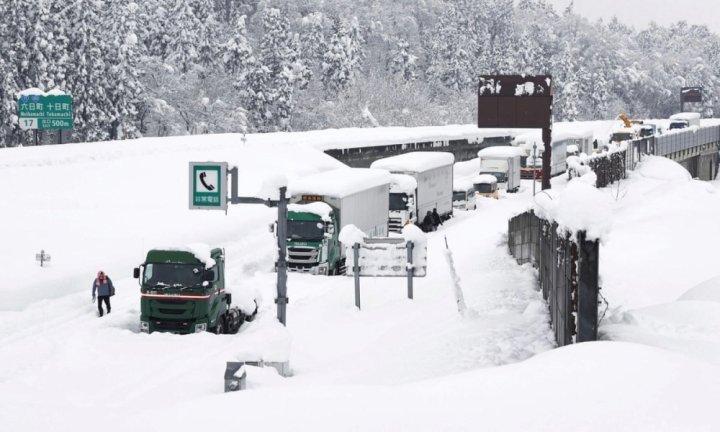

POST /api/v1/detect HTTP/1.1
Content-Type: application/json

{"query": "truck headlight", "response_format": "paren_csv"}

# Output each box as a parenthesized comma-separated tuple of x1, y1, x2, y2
(140, 321, 149, 333)
(194, 323, 207, 333)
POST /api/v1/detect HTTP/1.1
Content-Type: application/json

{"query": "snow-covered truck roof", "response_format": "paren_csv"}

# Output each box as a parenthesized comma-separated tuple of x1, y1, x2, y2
(474, 174, 498, 184)
(670, 112, 701, 121)
(289, 168, 391, 199)
(370, 151, 455, 173)
(390, 173, 418, 194)
(288, 202, 333, 221)
(477, 146, 525, 158)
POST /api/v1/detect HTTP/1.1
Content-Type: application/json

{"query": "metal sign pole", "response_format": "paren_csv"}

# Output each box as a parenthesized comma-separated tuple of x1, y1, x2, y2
(532, 143, 537, 196)
(353, 243, 361, 310)
(541, 127, 552, 190)
(225, 167, 288, 326)
(276, 187, 288, 326)
(406, 241, 414, 300)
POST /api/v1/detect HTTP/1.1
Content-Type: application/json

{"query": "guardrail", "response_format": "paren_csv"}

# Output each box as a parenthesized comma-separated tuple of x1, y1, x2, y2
(655, 125, 720, 156)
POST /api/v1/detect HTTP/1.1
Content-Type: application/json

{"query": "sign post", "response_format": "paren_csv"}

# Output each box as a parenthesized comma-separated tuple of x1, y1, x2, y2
(189, 162, 289, 326)
(680, 86, 702, 113)
(35, 249, 51, 267)
(477, 74, 553, 189)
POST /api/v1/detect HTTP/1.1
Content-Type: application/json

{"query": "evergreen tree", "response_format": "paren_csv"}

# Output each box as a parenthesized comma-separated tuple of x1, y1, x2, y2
(321, 17, 363, 96)
(223, 15, 253, 76)
(65, 0, 110, 142)
(104, 2, 144, 140)
(167, 0, 202, 73)
(425, 3, 475, 92)
(389, 39, 417, 82)
(255, 8, 310, 131)
(0, 58, 18, 147)
(300, 12, 327, 68)
(238, 59, 272, 131)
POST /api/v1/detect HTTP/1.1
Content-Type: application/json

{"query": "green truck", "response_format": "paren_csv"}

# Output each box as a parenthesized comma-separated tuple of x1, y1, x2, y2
(285, 168, 391, 275)
(133, 246, 257, 334)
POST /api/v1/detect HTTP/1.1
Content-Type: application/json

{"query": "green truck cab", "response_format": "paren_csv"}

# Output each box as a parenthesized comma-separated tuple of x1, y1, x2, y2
(133, 247, 256, 334)
(287, 203, 340, 275)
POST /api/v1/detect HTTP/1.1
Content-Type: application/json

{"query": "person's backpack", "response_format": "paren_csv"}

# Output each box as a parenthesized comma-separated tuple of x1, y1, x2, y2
(108, 277, 115, 296)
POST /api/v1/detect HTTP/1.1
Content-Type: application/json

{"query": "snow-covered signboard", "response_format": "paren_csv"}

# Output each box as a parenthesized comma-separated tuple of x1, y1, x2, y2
(681, 86, 702, 103)
(17, 88, 73, 130)
(477, 74, 552, 129)
(341, 224, 427, 277)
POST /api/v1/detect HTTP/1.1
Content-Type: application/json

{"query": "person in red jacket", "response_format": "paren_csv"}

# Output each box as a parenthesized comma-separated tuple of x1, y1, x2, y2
(92, 270, 115, 317)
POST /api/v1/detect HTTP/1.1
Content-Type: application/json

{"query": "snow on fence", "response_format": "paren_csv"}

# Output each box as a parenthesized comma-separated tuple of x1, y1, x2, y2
(508, 210, 599, 347)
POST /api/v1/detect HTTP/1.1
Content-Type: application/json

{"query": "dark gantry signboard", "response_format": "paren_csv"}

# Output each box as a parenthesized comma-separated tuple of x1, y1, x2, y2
(477, 75, 553, 129)
(681, 87, 702, 103)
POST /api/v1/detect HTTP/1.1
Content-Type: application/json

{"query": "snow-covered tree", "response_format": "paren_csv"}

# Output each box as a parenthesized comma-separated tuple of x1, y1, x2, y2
(104, 2, 144, 140)
(167, 0, 202, 73)
(223, 15, 253, 76)
(321, 17, 364, 96)
(389, 39, 418, 82)
(65, 0, 111, 142)
(424, 3, 475, 92)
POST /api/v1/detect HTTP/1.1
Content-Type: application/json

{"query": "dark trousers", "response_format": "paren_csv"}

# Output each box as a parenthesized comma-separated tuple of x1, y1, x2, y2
(97, 295, 111, 316)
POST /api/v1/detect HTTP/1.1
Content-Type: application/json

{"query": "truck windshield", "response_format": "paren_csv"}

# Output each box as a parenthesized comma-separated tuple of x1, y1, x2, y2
(611, 132, 634, 142)
(453, 191, 467, 202)
(389, 193, 409, 211)
(475, 183, 494, 193)
(287, 220, 325, 242)
(482, 172, 506, 183)
(143, 263, 205, 289)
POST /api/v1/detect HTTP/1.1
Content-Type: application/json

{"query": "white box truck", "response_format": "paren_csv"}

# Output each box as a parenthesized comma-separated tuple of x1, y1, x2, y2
(371, 152, 455, 232)
(477, 146, 523, 192)
(669, 112, 701, 129)
(286, 168, 391, 275)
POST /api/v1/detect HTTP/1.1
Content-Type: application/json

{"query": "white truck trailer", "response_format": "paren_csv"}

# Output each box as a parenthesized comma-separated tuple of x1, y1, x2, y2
(370, 152, 455, 232)
(287, 168, 391, 275)
(477, 146, 523, 192)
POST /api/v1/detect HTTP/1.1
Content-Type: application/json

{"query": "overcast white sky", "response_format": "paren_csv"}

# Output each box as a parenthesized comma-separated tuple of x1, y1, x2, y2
(545, 0, 720, 34)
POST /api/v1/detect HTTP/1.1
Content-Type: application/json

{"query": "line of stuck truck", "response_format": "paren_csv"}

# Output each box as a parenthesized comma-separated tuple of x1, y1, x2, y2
(283, 149, 522, 276)
(133, 149, 522, 335)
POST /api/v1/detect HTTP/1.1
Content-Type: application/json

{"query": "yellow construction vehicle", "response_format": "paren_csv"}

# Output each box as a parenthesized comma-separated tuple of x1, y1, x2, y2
(610, 113, 640, 143)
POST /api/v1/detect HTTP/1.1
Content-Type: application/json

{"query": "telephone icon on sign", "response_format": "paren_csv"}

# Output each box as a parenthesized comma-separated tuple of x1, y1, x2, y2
(199, 172, 215, 191)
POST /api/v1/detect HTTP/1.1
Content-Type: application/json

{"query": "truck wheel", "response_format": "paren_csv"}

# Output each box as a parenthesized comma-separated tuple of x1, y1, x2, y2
(244, 300, 259, 322)
(212, 316, 225, 335)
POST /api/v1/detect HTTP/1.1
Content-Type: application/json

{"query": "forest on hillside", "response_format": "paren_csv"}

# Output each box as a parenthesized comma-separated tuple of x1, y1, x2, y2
(1, 0, 719, 146)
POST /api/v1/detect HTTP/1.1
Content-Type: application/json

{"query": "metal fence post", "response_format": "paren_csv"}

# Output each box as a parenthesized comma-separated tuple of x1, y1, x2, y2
(406, 241, 414, 300)
(353, 243, 361, 310)
(576, 231, 599, 342)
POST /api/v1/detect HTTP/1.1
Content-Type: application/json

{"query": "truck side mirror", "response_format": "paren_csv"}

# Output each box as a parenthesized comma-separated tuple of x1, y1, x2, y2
(203, 270, 215, 281)
(133, 267, 140, 279)
(326, 223, 335, 235)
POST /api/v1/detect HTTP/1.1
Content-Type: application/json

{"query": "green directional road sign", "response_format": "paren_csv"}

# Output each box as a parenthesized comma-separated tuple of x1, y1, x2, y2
(18, 94, 73, 130)
(189, 162, 228, 210)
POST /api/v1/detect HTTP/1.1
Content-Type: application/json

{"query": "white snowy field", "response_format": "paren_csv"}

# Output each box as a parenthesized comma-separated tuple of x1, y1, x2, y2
(1, 126, 720, 431)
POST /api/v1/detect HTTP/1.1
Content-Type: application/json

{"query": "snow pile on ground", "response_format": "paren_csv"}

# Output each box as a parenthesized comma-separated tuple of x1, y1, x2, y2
(533, 176, 613, 240)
